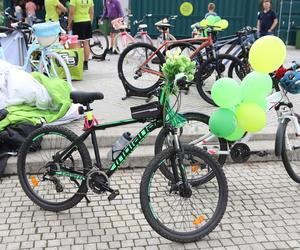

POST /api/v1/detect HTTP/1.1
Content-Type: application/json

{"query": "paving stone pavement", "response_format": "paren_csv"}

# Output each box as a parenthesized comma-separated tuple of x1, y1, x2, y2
(0, 162, 300, 250)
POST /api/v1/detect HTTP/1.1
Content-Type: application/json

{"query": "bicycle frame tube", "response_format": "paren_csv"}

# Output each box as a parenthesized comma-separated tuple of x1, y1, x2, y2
(54, 118, 161, 178)
(140, 36, 214, 77)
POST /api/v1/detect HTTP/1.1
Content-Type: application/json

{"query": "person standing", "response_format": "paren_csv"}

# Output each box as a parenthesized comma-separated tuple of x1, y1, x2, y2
(67, 0, 94, 70)
(100, 0, 124, 54)
(45, 0, 67, 22)
(257, 0, 278, 37)
(205, 3, 217, 19)
(25, 0, 37, 26)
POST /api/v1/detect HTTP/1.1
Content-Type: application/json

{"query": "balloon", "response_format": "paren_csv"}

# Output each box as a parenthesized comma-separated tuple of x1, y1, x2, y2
(236, 103, 267, 132)
(215, 19, 229, 29)
(241, 71, 273, 99)
(212, 77, 242, 108)
(214, 16, 221, 23)
(209, 108, 237, 138)
(225, 126, 245, 141)
(206, 15, 216, 25)
(200, 19, 208, 27)
(249, 36, 286, 73)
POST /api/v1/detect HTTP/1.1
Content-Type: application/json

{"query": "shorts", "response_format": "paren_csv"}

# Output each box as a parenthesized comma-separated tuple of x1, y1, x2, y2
(108, 19, 118, 33)
(72, 21, 92, 40)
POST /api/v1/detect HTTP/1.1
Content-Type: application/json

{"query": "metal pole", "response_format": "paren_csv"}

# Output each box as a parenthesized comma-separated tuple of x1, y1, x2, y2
(277, 0, 283, 37)
(286, 0, 293, 44)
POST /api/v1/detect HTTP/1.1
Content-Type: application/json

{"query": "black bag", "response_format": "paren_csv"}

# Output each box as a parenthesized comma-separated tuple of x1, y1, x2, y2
(131, 101, 162, 121)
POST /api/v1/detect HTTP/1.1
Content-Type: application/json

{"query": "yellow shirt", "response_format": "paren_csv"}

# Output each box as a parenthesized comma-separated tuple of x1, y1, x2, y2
(45, 0, 60, 22)
(70, 0, 94, 23)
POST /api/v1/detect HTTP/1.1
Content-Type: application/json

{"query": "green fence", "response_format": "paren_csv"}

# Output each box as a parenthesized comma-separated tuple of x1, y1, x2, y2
(129, 0, 262, 38)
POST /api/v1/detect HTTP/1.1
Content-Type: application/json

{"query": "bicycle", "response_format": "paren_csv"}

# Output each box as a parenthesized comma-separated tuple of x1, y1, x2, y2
(155, 15, 177, 48)
(118, 27, 247, 98)
(154, 70, 300, 184)
(112, 14, 153, 54)
(17, 74, 228, 243)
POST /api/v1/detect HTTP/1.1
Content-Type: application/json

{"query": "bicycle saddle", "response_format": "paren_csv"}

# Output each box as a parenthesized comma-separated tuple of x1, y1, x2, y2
(138, 24, 148, 29)
(70, 91, 104, 105)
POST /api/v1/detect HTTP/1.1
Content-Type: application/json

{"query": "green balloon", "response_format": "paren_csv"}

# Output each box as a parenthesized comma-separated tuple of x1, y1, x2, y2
(225, 126, 245, 141)
(241, 71, 273, 100)
(206, 15, 216, 25)
(209, 108, 237, 138)
(211, 77, 242, 108)
(215, 16, 221, 23)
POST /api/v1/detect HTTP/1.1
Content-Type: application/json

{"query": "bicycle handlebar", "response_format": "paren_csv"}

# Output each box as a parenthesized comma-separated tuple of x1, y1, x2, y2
(133, 13, 152, 25)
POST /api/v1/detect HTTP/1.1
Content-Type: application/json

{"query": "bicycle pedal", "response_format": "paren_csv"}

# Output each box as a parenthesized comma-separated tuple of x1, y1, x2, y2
(108, 190, 120, 201)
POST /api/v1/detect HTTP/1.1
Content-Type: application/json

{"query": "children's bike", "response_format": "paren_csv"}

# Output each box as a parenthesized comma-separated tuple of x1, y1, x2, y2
(154, 73, 300, 183)
(17, 75, 228, 243)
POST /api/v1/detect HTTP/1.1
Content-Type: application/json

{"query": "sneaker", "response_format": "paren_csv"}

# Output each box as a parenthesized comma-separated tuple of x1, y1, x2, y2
(107, 48, 113, 54)
(83, 61, 88, 70)
(113, 50, 119, 55)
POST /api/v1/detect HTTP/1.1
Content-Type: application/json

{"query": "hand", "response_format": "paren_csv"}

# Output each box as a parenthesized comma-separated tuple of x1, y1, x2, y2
(98, 19, 103, 25)
(268, 29, 272, 33)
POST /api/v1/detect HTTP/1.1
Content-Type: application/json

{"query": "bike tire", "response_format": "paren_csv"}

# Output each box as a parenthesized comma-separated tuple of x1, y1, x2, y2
(281, 113, 300, 183)
(134, 33, 153, 46)
(90, 29, 109, 56)
(118, 42, 165, 94)
(114, 33, 135, 54)
(156, 33, 176, 48)
(39, 51, 72, 87)
(155, 112, 228, 182)
(196, 54, 247, 106)
(140, 145, 228, 243)
(18, 126, 92, 212)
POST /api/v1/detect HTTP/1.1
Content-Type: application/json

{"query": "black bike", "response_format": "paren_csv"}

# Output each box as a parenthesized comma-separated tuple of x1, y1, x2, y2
(17, 75, 228, 243)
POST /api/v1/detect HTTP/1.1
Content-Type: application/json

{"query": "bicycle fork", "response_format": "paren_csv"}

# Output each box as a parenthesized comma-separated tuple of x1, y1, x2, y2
(170, 129, 191, 197)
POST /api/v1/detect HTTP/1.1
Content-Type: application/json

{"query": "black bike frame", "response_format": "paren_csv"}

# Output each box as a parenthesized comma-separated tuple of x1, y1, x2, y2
(53, 118, 162, 178)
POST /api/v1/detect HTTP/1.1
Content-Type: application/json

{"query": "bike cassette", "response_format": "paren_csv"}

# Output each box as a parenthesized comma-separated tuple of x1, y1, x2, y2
(230, 143, 251, 163)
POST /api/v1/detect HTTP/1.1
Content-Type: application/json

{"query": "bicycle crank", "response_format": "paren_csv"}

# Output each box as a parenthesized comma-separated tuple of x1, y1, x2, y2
(230, 143, 270, 163)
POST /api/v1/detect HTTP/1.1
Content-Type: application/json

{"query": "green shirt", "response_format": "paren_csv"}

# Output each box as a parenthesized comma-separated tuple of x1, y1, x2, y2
(45, 0, 60, 21)
(70, 0, 94, 23)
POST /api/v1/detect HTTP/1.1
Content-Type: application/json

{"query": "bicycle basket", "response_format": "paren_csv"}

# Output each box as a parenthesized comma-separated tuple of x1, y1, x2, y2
(33, 22, 60, 47)
(280, 70, 300, 94)
(130, 101, 162, 121)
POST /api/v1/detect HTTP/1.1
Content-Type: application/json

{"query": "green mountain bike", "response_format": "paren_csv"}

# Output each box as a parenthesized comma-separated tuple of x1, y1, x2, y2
(17, 75, 228, 243)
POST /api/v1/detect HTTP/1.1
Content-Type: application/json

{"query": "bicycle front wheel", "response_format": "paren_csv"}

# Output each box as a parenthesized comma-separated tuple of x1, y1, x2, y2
(17, 126, 92, 212)
(90, 29, 109, 56)
(281, 114, 300, 183)
(155, 112, 228, 182)
(196, 54, 247, 106)
(39, 51, 72, 87)
(118, 42, 165, 93)
(134, 33, 153, 45)
(114, 33, 135, 54)
(140, 145, 228, 243)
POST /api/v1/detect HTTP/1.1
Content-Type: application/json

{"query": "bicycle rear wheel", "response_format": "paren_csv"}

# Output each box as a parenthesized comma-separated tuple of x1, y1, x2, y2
(140, 145, 228, 243)
(39, 51, 72, 87)
(118, 42, 165, 93)
(90, 29, 109, 56)
(18, 126, 92, 212)
(196, 54, 247, 106)
(281, 114, 300, 183)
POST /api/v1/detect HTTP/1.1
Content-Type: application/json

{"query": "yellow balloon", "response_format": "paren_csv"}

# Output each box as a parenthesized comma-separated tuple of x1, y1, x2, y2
(200, 19, 208, 27)
(236, 103, 266, 132)
(249, 36, 286, 73)
(215, 19, 229, 30)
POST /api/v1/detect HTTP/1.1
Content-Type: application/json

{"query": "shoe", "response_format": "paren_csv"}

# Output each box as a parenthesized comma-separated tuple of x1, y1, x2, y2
(83, 61, 88, 70)
(107, 48, 113, 54)
(113, 50, 119, 55)
(151, 57, 160, 64)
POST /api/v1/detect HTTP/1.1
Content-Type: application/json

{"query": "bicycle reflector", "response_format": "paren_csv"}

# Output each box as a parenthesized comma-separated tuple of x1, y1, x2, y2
(31, 176, 39, 187)
(193, 215, 206, 225)
(280, 71, 300, 94)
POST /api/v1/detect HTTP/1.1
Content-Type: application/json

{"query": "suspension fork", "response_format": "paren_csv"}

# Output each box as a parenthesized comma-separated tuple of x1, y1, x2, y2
(172, 129, 189, 189)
